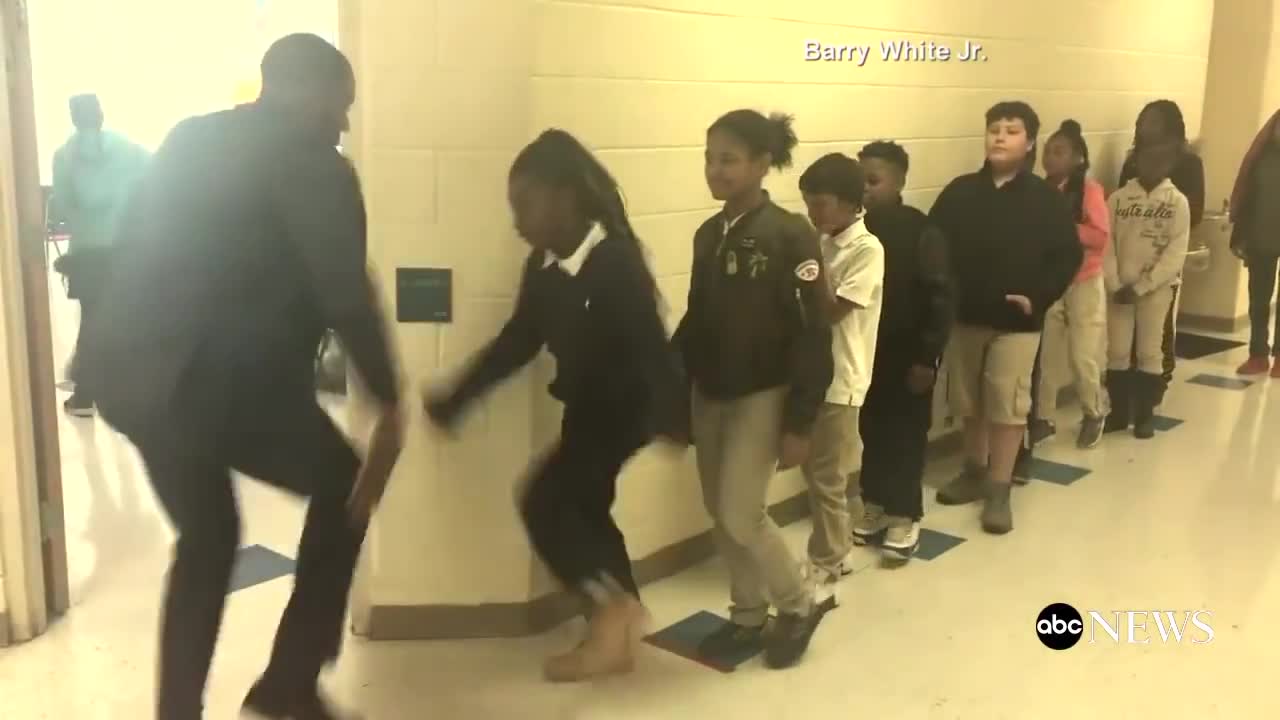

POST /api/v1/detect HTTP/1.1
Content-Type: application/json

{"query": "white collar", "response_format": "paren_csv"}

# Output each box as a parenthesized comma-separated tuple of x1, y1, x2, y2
(543, 222, 607, 276)
(823, 215, 868, 249)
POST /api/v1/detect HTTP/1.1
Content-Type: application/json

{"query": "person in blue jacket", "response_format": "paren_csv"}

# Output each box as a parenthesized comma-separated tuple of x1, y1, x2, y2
(49, 93, 149, 416)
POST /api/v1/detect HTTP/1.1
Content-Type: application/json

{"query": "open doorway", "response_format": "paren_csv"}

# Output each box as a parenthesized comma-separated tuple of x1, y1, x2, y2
(15, 0, 339, 630)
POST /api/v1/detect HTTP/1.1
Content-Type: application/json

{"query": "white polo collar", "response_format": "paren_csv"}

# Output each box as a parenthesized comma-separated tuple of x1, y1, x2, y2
(824, 215, 869, 249)
(543, 222, 606, 276)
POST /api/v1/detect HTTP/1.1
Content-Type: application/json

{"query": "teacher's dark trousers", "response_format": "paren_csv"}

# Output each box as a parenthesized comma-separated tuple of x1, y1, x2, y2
(129, 383, 364, 719)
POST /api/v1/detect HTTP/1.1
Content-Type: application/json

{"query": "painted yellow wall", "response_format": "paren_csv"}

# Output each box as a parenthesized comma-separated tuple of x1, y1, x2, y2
(347, 0, 1216, 616)
(345, 0, 542, 614)
(533, 0, 1214, 563)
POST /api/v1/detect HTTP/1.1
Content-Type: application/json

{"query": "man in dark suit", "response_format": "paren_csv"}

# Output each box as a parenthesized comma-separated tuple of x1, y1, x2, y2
(82, 34, 403, 720)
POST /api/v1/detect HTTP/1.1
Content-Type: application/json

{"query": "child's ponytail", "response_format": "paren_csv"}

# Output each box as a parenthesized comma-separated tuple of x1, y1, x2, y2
(766, 113, 798, 170)
(1052, 119, 1091, 223)
(709, 109, 798, 170)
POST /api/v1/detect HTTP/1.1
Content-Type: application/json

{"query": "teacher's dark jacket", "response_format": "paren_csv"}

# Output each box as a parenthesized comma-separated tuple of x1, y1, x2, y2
(81, 103, 398, 435)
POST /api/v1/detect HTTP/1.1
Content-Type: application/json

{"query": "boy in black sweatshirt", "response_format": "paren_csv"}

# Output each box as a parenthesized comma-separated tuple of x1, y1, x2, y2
(852, 141, 953, 563)
(928, 102, 1082, 535)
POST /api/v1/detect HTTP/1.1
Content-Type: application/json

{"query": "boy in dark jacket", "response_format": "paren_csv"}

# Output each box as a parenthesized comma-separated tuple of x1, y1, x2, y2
(851, 141, 953, 563)
(928, 102, 1082, 535)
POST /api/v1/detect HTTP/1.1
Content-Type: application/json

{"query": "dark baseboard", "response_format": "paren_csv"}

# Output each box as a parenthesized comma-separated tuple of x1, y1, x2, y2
(363, 424, 966, 641)
(0, 611, 8, 646)
(1178, 311, 1250, 334)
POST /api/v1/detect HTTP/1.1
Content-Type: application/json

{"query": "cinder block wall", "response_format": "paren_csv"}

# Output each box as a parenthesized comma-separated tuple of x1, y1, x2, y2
(530, 0, 1213, 566)
(346, 0, 1214, 624)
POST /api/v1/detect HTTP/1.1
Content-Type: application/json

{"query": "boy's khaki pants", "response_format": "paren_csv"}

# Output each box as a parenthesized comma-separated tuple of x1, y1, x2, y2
(801, 403, 861, 573)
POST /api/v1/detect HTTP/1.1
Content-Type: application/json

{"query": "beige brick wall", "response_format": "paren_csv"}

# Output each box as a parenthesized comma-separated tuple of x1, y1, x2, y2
(347, 0, 542, 608)
(349, 0, 1215, 608)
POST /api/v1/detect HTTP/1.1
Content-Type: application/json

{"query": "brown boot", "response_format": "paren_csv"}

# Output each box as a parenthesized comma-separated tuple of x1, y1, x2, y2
(543, 596, 646, 683)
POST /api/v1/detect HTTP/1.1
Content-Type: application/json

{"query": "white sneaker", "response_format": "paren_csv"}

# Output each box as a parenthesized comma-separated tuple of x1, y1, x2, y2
(881, 517, 920, 563)
(810, 565, 841, 612)
(804, 549, 856, 579)
(802, 548, 855, 612)
(852, 503, 889, 545)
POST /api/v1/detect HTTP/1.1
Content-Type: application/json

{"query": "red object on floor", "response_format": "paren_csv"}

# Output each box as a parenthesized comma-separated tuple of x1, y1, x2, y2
(1237, 356, 1270, 375)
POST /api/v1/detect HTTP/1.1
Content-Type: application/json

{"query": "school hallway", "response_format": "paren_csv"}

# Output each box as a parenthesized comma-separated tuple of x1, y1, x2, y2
(0, 272, 1273, 719)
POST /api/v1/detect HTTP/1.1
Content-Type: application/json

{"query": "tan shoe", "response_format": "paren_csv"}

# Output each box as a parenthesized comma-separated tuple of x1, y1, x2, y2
(543, 596, 646, 683)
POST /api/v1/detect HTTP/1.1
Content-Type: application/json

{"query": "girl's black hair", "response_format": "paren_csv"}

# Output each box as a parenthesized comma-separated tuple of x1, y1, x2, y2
(985, 100, 1041, 171)
(708, 110, 798, 169)
(509, 128, 663, 307)
(857, 140, 910, 176)
(1134, 99, 1188, 147)
(798, 153, 864, 207)
(1049, 119, 1090, 223)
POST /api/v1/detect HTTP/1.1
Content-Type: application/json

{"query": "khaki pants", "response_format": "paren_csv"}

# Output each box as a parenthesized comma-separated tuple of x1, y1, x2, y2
(1037, 275, 1109, 420)
(1108, 285, 1175, 375)
(692, 386, 811, 625)
(801, 403, 860, 572)
(946, 325, 1041, 426)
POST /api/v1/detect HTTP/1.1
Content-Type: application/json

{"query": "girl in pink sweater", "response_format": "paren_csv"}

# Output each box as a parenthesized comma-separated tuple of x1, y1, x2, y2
(1031, 120, 1112, 449)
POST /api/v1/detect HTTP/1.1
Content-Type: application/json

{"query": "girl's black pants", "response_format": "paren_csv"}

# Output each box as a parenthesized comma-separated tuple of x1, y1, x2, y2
(520, 406, 650, 599)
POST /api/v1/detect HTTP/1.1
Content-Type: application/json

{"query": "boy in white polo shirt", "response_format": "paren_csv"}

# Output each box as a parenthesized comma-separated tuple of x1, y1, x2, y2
(798, 153, 885, 600)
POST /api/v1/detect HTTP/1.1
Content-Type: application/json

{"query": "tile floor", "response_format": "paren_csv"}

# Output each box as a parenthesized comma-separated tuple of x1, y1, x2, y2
(1, 279, 1277, 718)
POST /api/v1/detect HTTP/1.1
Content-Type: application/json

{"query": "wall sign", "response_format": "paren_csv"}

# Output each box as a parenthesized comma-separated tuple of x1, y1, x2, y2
(396, 268, 452, 323)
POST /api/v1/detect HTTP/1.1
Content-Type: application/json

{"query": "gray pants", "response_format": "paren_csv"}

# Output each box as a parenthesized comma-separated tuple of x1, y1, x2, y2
(801, 403, 860, 572)
(693, 385, 812, 626)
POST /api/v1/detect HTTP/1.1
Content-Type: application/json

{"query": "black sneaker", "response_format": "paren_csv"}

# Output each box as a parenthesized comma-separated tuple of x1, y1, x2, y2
(242, 680, 362, 720)
(1133, 413, 1157, 440)
(763, 610, 823, 669)
(1103, 413, 1130, 434)
(1011, 445, 1033, 485)
(64, 394, 95, 418)
(1077, 416, 1105, 449)
(1028, 418, 1056, 446)
(697, 620, 767, 659)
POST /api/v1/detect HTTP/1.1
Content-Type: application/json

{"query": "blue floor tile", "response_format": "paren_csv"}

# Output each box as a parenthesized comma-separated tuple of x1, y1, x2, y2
(1022, 457, 1091, 486)
(1152, 415, 1184, 432)
(1174, 332, 1245, 359)
(1187, 373, 1253, 390)
(915, 528, 967, 561)
(229, 545, 296, 593)
(645, 610, 762, 672)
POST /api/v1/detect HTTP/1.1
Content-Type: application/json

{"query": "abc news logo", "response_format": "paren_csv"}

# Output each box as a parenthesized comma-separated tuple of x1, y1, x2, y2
(1036, 602, 1214, 650)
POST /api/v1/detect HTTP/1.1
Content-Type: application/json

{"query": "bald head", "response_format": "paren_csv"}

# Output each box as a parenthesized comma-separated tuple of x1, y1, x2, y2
(259, 34, 355, 143)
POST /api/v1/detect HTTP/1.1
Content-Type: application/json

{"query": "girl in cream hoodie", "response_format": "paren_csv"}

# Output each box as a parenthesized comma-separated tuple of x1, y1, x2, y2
(1104, 140, 1190, 440)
